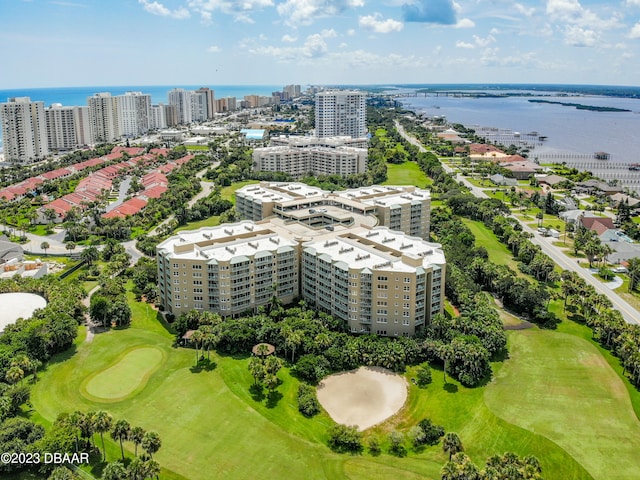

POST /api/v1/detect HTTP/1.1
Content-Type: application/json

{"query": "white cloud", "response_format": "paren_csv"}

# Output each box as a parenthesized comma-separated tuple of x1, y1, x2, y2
(207, 45, 221, 52)
(359, 13, 404, 33)
(514, 3, 534, 16)
(347, 29, 356, 36)
(139, 0, 191, 19)
(473, 34, 496, 47)
(625, 0, 640, 5)
(187, 0, 273, 23)
(454, 18, 475, 28)
(276, 0, 365, 26)
(456, 40, 474, 48)
(630, 22, 640, 39)
(282, 34, 298, 42)
(564, 25, 598, 46)
(321, 28, 338, 38)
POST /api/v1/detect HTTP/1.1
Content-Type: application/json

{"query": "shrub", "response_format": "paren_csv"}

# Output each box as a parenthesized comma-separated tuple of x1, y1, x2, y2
(367, 437, 381, 456)
(418, 418, 445, 446)
(327, 424, 362, 454)
(297, 384, 320, 417)
(292, 354, 330, 384)
(388, 431, 406, 457)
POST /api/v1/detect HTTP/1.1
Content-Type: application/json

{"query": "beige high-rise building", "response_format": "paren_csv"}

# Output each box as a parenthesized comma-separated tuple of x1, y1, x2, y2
(156, 218, 444, 336)
(195, 87, 216, 118)
(0, 97, 49, 164)
(158, 181, 444, 336)
(235, 182, 431, 240)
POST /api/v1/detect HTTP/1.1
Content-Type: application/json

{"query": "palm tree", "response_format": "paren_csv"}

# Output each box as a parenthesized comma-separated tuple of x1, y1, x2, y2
(81, 245, 99, 266)
(628, 257, 640, 292)
(141, 431, 161, 459)
(65, 241, 76, 257)
(285, 329, 304, 363)
(5, 365, 24, 385)
(190, 329, 203, 365)
(129, 426, 146, 457)
(144, 458, 161, 480)
(40, 241, 50, 255)
(248, 356, 265, 385)
(93, 410, 113, 461)
(442, 432, 463, 461)
(102, 460, 128, 480)
(111, 418, 131, 461)
(127, 457, 147, 480)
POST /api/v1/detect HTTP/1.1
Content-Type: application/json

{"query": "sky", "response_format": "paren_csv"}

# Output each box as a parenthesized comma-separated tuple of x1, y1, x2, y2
(1, 0, 640, 88)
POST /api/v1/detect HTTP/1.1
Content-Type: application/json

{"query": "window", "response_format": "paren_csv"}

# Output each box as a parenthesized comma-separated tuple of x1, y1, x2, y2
(402, 318, 410, 325)
(192, 265, 202, 270)
(403, 286, 410, 291)
(404, 277, 411, 283)
(376, 309, 387, 315)
(403, 294, 410, 300)
(377, 276, 388, 281)
(193, 280, 203, 285)
(377, 301, 387, 306)
(403, 311, 410, 318)
(403, 303, 410, 309)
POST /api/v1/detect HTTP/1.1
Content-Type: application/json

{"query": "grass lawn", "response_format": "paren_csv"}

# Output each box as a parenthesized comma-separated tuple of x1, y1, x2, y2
(485, 328, 640, 480)
(615, 278, 640, 312)
(461, 219, 521, 272)
(383, 162, 432, 187)
(221, 180, 259, 204)
(176, 215, 221, 232)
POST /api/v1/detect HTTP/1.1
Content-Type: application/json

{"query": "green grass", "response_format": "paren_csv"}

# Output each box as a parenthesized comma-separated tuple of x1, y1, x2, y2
(485, 329, 640, 480)
(176, 215, 221, 232)
(461, 219, 520, 272)
(82, 346, 166, 401)
(185, 145, 210, 151)
(28, 281, 640, 479)
(382, 162, 432, 187)
(221, 180, 259, 204)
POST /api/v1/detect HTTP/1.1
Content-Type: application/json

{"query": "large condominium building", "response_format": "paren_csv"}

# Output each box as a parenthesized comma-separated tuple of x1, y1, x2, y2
(167, 88, 192, 124)
(253, 145, 367, 178)
(88, 93, 120, 143)
(235, 182, 431, 240)
(0, 97, 49, 164)
(315, 90, 367, 138)
(45, 104, 78, 151)
(118, 92, 151, 137)
(150, 104, 167, 130)
(156, 217, 445, 336)
(195, 87, 216, 119)
(253, 135, 369, 178)
(190, 91, 208, 123)
(157, 221, 299, 317)
(283, 84, 301, 99)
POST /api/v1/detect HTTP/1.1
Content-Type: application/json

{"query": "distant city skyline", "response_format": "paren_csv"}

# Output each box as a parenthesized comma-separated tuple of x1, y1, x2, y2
(2, 0, 640, 89)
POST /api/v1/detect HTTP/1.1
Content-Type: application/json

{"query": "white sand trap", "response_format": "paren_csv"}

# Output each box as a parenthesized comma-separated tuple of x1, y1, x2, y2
(317, 366, 408, 431)
(0, 292, 47, 332)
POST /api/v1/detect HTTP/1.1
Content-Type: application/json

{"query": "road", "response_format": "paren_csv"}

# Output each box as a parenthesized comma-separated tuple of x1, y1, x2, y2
(396, 121, 639, 325)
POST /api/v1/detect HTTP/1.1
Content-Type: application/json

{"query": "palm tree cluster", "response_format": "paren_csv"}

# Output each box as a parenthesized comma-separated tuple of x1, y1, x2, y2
(58, 410, 161, 479)
(573, 225, 614, 268)
(561, 270, 640, 388)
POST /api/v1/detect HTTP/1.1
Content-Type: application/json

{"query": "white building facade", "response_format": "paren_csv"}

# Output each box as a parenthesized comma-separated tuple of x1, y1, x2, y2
(0, 97, 49, 164)
(315, 90, 367, 138)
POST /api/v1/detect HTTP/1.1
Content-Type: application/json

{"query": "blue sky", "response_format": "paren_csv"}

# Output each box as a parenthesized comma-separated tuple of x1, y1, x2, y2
(2, 0, 640, 87)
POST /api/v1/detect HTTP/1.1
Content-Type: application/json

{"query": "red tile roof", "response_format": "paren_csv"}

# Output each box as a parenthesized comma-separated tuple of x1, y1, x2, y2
(102, 197, 148, 218)
(142, 185, 167, 199)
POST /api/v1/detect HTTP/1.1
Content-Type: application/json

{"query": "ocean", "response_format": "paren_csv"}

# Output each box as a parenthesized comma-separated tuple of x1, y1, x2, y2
(0, 85, 283, 108)
(0, 84, 282, 148)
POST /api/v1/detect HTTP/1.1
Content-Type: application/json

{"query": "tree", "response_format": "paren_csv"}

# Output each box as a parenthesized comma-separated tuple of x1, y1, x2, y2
(628, 257, 640, 293)
(5, 365, 24, 385)
(141, 431, 162, 459)
(65, 241, 76, 256)
(248, 356, 265, 386)
(388, 430, 407, 456)
(326, 424, 362, 453)
(93, 410, 113, 461)
(110, 419, 131, 461)
(190, 330, 203, 365)
(127, 457, 147, 480)
(129, 426, 145, 457)
(48, 466, 76, 480)
(102, 461, 128, 480)
(144, 459, 161, 480)
(415, 362, 432, 388)
(443, 432, 464, 460)
(81, 246, 99, 266)
(40, 241, 50, 255)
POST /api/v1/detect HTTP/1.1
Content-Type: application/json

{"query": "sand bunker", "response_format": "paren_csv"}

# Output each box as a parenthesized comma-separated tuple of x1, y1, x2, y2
(317, 366, 408, 431)
(0, 292, 47, 332)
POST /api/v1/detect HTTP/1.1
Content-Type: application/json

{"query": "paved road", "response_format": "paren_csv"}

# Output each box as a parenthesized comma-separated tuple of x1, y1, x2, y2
(149, 162, 219, 236)
(396, 121, 639, 325)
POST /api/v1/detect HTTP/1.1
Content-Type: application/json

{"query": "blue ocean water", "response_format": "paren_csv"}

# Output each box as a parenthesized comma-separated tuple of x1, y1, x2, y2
(0, 84, 283, 108)
(0, 85, 283, 147)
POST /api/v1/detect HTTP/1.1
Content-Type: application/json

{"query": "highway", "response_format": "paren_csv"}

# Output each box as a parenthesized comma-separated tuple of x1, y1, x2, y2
(396, 121, 639, 325)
